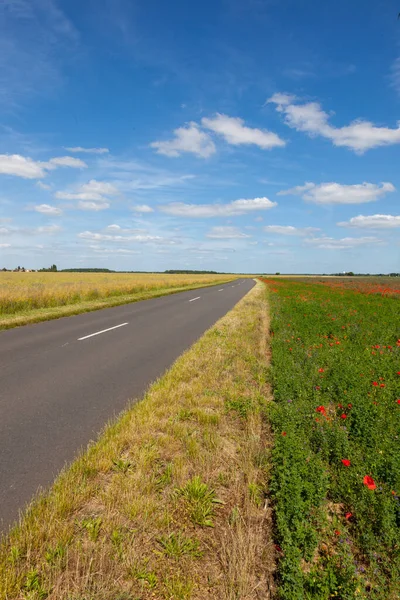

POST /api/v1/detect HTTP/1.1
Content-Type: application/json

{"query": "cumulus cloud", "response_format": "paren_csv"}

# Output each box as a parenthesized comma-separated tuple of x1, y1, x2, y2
(150, 123, 216, 158)
(55, 179, 119, 210)
(131, 204, 154, 213)
(206, 226, 250, 239)
(201, 114, 285, 149)
(160, 197, 276, 218)
(0, 243, 11, 248)
(337, 214, 400, 229)
(268, 93, 400, 152)
(0, 153, 86, 179)
(46, 156, 87, 169)
(33, 204, 62, 216)
(0, 154, 46, 178)
(80, 180, 119, 196)
(304, 235, 383, 250)
(264, 225, 320, 235)
(77, 201, 110, 211)
(278, 181, 395, 204)
(65, 147, 109, 154)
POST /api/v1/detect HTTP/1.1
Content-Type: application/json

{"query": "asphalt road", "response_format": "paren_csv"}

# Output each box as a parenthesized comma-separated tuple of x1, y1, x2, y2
(0, 278, 254, 532)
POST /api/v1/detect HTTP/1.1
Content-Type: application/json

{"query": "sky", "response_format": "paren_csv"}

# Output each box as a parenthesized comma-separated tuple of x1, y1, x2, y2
(0, 0, 399, 274)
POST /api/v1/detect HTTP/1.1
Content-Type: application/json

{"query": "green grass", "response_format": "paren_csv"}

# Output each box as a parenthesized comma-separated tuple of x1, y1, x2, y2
(262, 277, 400, 600)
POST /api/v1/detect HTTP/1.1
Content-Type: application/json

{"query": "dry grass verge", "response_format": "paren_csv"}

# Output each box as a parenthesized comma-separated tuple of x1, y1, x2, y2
(0, 281, 275, 599)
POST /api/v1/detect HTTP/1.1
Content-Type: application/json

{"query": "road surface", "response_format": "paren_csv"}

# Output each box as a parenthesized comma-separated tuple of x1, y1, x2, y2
(0, 278, 254, 532)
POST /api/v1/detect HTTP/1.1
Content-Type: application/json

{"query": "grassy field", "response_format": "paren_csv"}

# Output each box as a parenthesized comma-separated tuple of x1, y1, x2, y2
(280, 276, 400, 298)
(0, 272, 237, 330)
(0, 282, 275, 599)
(262, 277, 400, 599)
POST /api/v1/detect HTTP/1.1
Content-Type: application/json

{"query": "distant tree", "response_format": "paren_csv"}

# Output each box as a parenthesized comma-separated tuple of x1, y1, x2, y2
(275, 272, 280, 275)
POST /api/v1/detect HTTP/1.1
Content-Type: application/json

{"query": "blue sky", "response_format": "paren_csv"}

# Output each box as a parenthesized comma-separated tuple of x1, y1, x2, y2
(0, 0, 399, 273)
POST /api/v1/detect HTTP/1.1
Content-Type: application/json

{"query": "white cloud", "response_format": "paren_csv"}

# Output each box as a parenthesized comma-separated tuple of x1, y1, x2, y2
(160, 196, 277, 218)
(268, 93, 400, 152)
(77, 201, 110, 211)
(33, 204, 62, 216)
(264, 225, 319, 235)
(46, 156, 87, 169)
(278, 181, 395, 204)
(65, 147, 109, 154)
(55, 179, 119, 208)
(206, 226, 251, 239)
(80, 180, 119, 196)
(107, 224, 121, 230)
(201, 114, 285, 149)
(0, 153, 86, 179)
(78, 231, 163, 243)
(304, 235, 383, 250)
(0, 154, 46, 178)
(36, 181, 51, 190)
(337, 214, 400, 229)
(150, 122, 216, 158)
(131, 204, 154, 213)
(36, 225, 61, 234)
(0, 243, 11, 248)
(89, 245, 140, 254)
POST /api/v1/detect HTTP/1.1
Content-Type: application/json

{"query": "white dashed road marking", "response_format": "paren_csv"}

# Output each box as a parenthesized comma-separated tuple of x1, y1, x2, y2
(189, 296, 201, 302)
(78, 322, 129, 341)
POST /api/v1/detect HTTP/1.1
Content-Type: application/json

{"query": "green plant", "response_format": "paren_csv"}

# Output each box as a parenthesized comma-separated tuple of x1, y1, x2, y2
(112, 458, 132, 473)
(158, 532, 202, 558)
(45, 542, 66, 566)
(24, 570, 47, 599)
(177, 476, 223, 527)
(80, 517, 102, 542)
(163, 574, 193, 599)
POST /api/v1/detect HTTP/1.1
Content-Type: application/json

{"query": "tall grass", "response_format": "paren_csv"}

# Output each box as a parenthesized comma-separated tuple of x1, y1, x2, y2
(0, 273, 236, 315)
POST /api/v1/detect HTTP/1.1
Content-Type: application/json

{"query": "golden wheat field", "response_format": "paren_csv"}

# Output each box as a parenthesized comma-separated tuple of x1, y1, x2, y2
(0, 272, 237, 316)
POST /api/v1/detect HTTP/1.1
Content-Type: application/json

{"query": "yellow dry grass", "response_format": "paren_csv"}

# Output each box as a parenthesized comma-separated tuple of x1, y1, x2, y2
(0, 281, 275, 599)
(0, 272, 237, 329)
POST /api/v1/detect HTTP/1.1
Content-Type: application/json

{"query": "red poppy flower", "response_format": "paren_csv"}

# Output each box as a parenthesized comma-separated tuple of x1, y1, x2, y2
(316, 405, 327, 416)
(338, 403, 343, 408)
(372, 381, 378, 386)
(363, 475, 376, 490)
(340, 413, 347, 420)
(347, 403, 352, 409)
(318, 368, 324, 373)
(274, 544, 283, 553)
(341, 459, 351, 467)
(397, 372, 400, 376)
(380, 384, 385, 388)
(397, 400, 400, 405)
(281, 431, 287, 436)
(345, 512, 352, 520)
(334, 529, 340, 536)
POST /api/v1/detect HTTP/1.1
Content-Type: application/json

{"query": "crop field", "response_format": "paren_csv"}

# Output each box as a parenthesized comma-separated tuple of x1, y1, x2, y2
(0, 272, 237, 329)
(261, 277, 400, 599)
(282, 276, 400, 298)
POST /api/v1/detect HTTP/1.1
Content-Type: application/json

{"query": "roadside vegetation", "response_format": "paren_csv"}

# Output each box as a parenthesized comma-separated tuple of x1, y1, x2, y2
(0, 272, 237, 330)
(261, 277, 400, 599)
(0, 282, 275, 599)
